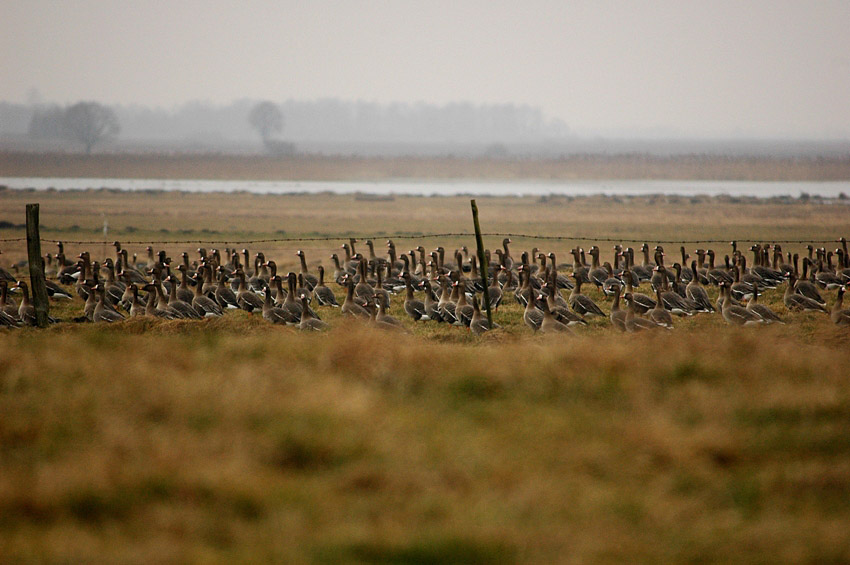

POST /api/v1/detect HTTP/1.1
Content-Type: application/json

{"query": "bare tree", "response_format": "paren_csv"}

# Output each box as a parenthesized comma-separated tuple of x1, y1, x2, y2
(248, 101, 283, 146)
(64, 101, 120, 154)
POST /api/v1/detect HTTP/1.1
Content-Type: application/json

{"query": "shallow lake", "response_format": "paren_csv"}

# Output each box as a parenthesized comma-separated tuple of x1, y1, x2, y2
(2, 177, 849, 198)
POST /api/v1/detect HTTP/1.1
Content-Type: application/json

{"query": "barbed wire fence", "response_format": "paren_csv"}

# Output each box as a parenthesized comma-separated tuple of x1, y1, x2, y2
(1, 233, 844, 246)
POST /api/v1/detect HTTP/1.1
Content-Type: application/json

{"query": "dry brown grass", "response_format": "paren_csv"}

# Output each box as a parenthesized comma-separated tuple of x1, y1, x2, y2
(2, 323, 850, 563)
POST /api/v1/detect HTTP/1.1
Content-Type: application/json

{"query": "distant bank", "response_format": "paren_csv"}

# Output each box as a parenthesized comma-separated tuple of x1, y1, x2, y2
(1, 151, 849, 182)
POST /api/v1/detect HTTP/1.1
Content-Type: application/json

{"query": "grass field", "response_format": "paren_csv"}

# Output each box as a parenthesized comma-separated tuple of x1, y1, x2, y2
(2, 183, 850, 563)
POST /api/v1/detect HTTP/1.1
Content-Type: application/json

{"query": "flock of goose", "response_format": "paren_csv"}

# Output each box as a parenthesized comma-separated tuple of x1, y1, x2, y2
(1, 237, 850, 333)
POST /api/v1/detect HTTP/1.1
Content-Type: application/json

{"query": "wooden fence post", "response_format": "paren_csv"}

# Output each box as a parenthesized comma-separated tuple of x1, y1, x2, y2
(470, 199, 493, 327)
(26, 203, 50, 327)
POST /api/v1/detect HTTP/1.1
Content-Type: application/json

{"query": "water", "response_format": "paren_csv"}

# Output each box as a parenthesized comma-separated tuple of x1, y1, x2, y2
(1, 176, 849, 198)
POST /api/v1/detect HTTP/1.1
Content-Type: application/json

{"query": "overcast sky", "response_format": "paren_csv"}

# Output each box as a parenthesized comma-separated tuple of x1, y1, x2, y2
(2, 0, 849, 138)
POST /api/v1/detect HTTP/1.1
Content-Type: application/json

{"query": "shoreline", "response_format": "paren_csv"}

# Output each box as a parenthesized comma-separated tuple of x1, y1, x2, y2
(2, 151, 850, 182)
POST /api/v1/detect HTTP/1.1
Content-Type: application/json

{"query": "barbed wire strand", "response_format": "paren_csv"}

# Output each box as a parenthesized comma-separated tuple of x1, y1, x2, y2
(0, 233, 845, 246)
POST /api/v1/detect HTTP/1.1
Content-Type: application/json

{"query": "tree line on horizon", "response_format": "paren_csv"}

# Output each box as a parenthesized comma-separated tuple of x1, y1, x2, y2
(0, 98, 571, 154)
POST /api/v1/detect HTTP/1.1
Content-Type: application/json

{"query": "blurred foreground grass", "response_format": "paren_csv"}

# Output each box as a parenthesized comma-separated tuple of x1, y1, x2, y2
(2, 319, 850, 563)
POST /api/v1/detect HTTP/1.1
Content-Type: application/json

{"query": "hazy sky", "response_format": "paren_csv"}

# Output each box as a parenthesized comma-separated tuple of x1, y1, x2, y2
(2, 0, 849, 138)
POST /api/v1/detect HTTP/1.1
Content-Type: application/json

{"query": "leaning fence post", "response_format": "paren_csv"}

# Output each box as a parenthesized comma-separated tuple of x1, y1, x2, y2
(470, 199, 493, 327)
(26, 203, 50, 327)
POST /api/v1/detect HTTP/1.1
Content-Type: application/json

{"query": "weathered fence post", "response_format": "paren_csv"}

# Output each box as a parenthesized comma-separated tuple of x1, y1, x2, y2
(470, 199, 493, 327)
(25, 203, 50, 327)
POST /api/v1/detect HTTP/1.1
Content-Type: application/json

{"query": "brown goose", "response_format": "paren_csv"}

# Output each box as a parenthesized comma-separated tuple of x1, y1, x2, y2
(623, 270, 655, 314)
(796, 257, 826, 304)
(419, 279, 444, 322)
(831, 286, 850, 326)
(313, 265, 339, 307)
(685, 260, 715, 312)
(298, 294, 328, 331)
(0, 250, 17, 283)
(403, 274, 427, 321)
(376, 297, 403, 327)
(174, 264, 195, 303)
(341, 276, 370, 319)
(454, 281, 474, 327)
(192, 273, 223, 317)
(235, 270, 264, 312)
(469, 296, 498, 335)
(1, 280, 19, 319)
(93, 284, 125, 323)
(649, 288, 674, 329)
(538, 293, 572, 334)
(522, 291, 543, 332)
(129, 285, 145, 317)
(746, 281, 783, 324)
(262, 285, 295, 325)
(215, 269, 240, 310)
(569, 274, 605, 317)
(165, 276, 202, 319)
(142, 284, 176, 319)
(486, 269, 503, 310)
(296, 250, 319, 290)
(720, 282, 763, 326)
(623, 293, 660, 332)
(13, 281, 38, 326)
(784, 274, 828, 313)
(609, 288, 627, 332)
(353, 259, 375, 304)
(437, 274, 459, 324)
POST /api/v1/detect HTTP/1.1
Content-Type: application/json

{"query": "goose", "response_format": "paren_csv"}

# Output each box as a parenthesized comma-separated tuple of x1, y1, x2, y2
(648, 288, 674, 329)
(706, 250, 733, 286)
(746, 281, 783, 324)
(296, 250, 319, 290)
(436, 275, 459, 324)
(831, 286, 850, 326)
(623, 293, 660, 332)
(720, 282, 763, 326)
(546, 252, 574, 289)
(298, 294, 328, 331)
(215, 269, 240, 309)
(568, 274, 605, 317)
(419, 279, 444, 322)
(142, 284, 177, 319)
(262, 285, 295, 325)
(815, 256, 843, 290)
(313, 266, 339, 307)
(685, 261, 714, 312)
(795, 258, 826, 304)
(469, 296, 498, 335)
(570, 248, 590, 283)
(234, 270, 264, 312)
(341, 276, 370, 319)
(730, 265, 755, 302)
(283, 272, 315, 322)
(587, 247, 608, 289)
(13, 281, 39, 326)
(609, 288, 627, 332)
(500, 238, 514, 271)
(375, 297, 403, 327)
(657, 268, 696, 316)
(93, 284, 125, 323)
(128, 285, 146, 317)
(403, 274, 427, 321)
(353, 259, 375, 304)
(191, 273, 223, 317)
(513, 267, 533, 307)
(622, 271, 655, 314)
(784, 274, 829, 313)
(164, 277, 202, 319)
(522, 291, 543, 332)
(0, 280, 18, 318)
(538, 293, 572, 334)
(601, 261, 622, 297)
(174, 264, 195, 303)
(454, 280, 474, 326)
(486, 269, 503, 310)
